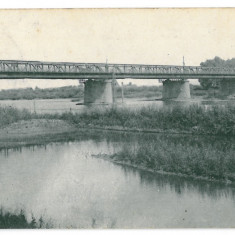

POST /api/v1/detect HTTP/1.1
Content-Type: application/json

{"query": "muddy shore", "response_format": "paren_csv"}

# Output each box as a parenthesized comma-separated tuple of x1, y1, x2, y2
(0, 119, 79, 149)
(0, 119, 77, 139)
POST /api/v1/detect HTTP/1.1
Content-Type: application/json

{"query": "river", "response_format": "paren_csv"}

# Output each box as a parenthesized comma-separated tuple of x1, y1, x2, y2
(0, 98, 234, 114)
(0, 131, 234, 228)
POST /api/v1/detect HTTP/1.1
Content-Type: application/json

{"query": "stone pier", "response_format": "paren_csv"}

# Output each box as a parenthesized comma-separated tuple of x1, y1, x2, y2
(84, 79, 115, 104)
(162, 80, 191, 100)
(220, 80, 235, 97)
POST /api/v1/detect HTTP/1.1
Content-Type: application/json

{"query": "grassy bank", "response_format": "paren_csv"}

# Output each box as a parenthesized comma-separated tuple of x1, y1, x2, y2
(61, 104, 235, 136)
(100, 135, 235, 183)
(0, 104, 235, 136)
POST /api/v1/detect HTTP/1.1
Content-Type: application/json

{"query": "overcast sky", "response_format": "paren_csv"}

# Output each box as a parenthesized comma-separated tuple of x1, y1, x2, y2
(0, 8, 235, 89)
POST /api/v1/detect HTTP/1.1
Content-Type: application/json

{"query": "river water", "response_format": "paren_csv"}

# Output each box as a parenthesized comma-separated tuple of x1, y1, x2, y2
(0, 132, 234, 228)
(0, 98, 234, 114)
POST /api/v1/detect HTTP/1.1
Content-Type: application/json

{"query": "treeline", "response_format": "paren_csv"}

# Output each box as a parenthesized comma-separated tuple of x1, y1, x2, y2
(0, 84, 220, 101)
(0, 86, 84, 100)
(199, 56, 235, 89)
(116, 84, 162, 99)
(0, 84, 163, 100)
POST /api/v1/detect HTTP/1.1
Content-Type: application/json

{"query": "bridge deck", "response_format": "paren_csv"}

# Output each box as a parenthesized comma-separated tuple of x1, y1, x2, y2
(0, 60, 235, 79)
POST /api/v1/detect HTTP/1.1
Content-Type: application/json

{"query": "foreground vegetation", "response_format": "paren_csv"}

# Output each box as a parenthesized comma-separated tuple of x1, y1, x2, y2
(0, 209, 48, 229)
(0, 104, 235, 136)
(105, 134, 235, 183)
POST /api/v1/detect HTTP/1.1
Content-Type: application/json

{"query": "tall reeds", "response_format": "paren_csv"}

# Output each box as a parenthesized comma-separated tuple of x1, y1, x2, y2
(110, 136, 235, 182)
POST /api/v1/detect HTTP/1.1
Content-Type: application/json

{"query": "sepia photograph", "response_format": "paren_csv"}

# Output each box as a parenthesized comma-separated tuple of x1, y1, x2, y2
(0, 6, 234, 229)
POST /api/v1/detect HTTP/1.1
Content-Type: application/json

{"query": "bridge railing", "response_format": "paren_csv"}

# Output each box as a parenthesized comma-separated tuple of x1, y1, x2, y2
(0, 60, 235, 75)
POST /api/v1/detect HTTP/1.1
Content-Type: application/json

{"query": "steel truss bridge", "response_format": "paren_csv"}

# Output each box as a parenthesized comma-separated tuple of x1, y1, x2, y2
(0, 60, 235, 80)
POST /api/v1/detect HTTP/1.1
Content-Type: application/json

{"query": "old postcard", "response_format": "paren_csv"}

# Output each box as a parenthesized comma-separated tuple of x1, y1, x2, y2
(0, 8, 234, 229)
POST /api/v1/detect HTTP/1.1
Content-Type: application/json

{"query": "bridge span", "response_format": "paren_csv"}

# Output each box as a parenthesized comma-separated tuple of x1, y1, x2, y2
(1, 60, 235, 79)
(0, 60, 234, 103)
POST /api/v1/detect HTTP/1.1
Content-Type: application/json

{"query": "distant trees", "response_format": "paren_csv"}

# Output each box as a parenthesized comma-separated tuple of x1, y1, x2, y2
(0, 86, 84, 100)
(199, 56, 235, 89)
(0, 84, 163, 100)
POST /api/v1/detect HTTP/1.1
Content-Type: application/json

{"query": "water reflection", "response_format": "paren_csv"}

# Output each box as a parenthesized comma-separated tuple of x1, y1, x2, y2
(119, 163, 235, 200)
(0, 131, 234, 228)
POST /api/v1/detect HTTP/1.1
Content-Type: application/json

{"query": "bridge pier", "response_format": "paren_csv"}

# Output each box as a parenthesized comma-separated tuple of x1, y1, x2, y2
(84, 79, 115, 104)
(162, 80, 190, 100)
(220, 80, 235, 97)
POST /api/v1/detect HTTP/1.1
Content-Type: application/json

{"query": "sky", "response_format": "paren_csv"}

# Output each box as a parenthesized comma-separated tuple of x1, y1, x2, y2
(0, 8, 235, 89)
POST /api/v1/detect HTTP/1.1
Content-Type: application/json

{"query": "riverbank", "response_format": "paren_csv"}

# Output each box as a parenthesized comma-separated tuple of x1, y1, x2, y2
(92, 137, 235, 185)
(62, 104, 235, 136)
(0, 119, 75, 139)
(93, 154, 235, 185)
(0, 104, 234, 142)
(0, 107, 234, 187)
(0, 118, 79, 149)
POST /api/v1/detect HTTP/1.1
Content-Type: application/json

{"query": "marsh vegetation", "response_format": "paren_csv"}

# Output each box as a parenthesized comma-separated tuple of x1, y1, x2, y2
(0, 104, 235, 136)
(107, 134, 235, 183)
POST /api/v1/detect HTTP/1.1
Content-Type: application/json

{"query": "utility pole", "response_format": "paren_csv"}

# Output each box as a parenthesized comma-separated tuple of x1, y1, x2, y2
(33, 100, 36, 113)
(112, 72, 116, 103)
(183, 56, 185, 66)
(121, 82, 124, 103)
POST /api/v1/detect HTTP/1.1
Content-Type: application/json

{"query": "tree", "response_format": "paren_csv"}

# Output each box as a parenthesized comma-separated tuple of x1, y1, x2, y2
(199, 56, 235, 89)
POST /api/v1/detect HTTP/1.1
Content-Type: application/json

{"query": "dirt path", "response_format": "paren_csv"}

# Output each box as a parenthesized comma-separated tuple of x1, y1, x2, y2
(0, 119, 77, 140)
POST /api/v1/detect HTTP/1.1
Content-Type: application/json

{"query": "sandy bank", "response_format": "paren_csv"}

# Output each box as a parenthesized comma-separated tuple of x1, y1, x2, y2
(0, 119, 77, 140)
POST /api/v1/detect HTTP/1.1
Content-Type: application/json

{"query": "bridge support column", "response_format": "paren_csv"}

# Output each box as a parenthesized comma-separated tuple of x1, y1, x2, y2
(162, 80, 190, 100)
(220, 80, 235, 97)
(84, 79, 115, 104)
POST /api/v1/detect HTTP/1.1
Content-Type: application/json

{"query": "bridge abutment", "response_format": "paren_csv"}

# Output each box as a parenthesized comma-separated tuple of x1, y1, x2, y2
(162, 80, 191, 100)
(84, 79, 115, 104)
(220, 80, 235, 97)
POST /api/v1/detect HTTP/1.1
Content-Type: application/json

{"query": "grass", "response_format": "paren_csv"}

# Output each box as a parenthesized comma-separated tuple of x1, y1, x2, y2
(0, 208, 49, 229)
(0, 104, 235, 136)
(0, 107, 36, 128)
(108, 135, 235, 183)
(60, 104, 235, 136)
